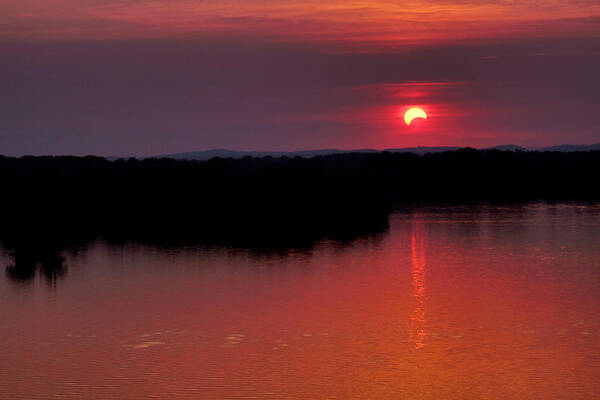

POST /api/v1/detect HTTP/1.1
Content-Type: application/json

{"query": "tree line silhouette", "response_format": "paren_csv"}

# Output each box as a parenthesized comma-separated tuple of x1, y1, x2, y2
(1, 148, 599, 281)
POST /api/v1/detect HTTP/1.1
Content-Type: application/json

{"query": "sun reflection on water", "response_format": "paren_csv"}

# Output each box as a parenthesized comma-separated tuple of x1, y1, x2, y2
(410, 226, 427, 349)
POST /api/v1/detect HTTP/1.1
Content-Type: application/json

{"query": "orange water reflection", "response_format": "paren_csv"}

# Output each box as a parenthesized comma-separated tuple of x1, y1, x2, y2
(410, 225, 427, 349)
(1, 204, 600, 399)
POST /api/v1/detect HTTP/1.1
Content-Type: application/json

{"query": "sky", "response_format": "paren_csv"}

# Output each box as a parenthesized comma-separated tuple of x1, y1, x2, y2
(1, 0, 599, 156)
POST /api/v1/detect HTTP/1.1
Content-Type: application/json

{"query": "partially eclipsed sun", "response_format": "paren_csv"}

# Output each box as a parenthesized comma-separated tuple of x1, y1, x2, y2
(404, 107, 427, 125)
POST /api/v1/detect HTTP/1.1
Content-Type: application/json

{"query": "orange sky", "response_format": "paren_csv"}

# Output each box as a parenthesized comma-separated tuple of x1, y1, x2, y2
(1, 1, 599, 155)
(3, 0, 600, 45)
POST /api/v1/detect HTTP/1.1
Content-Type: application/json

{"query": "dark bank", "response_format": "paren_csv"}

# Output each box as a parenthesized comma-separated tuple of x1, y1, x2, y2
(1, 148, 599, 280)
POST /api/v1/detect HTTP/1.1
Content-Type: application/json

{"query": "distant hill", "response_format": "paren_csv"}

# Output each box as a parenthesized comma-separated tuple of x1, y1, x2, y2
(537, 143, 600, 152)
(151, 146, 469, 160)
(152, 148, 377, 160)
(487, 144, 528, 151)
(149, 143, 599, 160)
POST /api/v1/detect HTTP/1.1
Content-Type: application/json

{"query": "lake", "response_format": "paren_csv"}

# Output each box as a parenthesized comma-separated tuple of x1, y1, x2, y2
(1, 203, 600, 399)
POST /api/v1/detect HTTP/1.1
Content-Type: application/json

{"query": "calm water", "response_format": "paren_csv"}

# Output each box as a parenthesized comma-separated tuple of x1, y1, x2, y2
(1, 203, 600, 399)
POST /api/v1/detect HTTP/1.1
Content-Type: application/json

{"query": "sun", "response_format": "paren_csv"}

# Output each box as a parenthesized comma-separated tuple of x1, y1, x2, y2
(404, 107, 427, 125)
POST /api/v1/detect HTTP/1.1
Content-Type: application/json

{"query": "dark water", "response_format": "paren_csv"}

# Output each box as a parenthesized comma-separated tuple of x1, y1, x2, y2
(1, 203, 600, 399)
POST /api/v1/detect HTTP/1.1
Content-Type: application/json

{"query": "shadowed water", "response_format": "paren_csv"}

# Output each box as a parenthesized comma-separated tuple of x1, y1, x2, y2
(1, 203, 600, 399)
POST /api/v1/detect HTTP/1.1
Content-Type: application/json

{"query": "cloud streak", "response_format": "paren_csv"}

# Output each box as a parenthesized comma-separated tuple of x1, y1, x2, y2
(2, 0, 599, 46)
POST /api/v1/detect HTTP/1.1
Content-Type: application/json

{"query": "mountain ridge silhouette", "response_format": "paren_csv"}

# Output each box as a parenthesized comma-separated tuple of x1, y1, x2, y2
(148, 143, 599, 161)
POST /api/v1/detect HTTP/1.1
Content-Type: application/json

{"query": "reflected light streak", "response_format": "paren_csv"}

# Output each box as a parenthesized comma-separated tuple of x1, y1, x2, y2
(410, 226, 427, 349)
